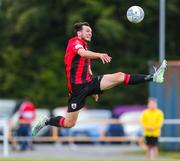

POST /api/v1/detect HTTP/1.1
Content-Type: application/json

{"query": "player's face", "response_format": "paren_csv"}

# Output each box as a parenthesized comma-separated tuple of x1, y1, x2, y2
(148, 100, 157, 110)
(79, 25, 92, 42)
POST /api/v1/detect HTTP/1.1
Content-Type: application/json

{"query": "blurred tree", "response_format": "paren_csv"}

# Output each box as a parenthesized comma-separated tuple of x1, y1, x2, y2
(0, 0, 179, 108)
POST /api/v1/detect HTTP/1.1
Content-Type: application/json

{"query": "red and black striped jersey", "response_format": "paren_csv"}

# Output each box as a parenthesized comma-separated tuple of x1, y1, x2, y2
(64, 37, 92, 93)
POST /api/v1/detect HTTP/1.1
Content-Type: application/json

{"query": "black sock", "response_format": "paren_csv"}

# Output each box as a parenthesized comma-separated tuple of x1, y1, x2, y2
(124, 74, 153, 85)
(45, 116, 65, 127)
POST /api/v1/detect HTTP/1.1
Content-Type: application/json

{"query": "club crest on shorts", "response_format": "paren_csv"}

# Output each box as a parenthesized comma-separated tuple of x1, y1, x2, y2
(71, 103, 77, 109)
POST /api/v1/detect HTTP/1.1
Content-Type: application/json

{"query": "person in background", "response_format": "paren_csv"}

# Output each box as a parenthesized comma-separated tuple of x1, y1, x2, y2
(141, 98, 164, 160)
(18, 100, 36, 151)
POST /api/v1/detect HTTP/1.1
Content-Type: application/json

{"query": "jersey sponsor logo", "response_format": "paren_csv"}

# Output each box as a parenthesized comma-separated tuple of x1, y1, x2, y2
(71, 103, 77, 109)
(75, 44, 83, 49)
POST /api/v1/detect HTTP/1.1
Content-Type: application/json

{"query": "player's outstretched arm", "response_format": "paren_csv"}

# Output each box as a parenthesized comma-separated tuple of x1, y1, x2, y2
(78, 48, 112, 64)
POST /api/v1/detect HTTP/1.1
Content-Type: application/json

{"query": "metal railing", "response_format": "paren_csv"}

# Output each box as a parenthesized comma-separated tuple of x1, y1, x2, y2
(0, 120, 9, 157)
(1, 118, 180, 157)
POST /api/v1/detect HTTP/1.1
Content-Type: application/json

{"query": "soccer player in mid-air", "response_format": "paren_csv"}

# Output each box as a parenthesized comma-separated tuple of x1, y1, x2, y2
(32, 22, 167, 136)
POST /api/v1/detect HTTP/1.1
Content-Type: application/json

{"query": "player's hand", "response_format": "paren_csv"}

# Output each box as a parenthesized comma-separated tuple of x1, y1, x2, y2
(99, 53, 112, 64)
(92, 94, 99, 102)
(146, 126, 154, 131)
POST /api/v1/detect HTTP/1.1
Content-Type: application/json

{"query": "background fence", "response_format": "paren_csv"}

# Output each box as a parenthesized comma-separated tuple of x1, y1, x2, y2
(1, 118, 180, 157)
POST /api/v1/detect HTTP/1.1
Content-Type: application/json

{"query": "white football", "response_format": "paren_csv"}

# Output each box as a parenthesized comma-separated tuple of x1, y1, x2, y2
(127, 6, 144, 23)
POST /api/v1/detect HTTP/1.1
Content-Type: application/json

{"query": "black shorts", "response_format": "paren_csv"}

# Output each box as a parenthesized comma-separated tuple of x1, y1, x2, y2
(145, 136, 159, 146)
(67, 75, 104, 112)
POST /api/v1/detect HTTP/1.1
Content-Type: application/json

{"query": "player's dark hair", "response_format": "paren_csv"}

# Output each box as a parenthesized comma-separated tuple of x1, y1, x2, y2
(148, 97, 157, 102)
(73, 22, 90, 33)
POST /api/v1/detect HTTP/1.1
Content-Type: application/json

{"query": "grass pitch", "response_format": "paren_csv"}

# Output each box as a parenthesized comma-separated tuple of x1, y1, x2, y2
(1, 160, 180, 162)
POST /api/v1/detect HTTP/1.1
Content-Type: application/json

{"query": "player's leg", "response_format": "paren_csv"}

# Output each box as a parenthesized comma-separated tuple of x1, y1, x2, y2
(32, 111, 80, 136)
(152, 145, 159, 160)
(146, 145, 152, 160)
(100, 72, 153, 90)
(151, 137, 159, 160)
(46, 111, 79, 128)
(32, 85, 87, 136)
(100, 59, 167, 91)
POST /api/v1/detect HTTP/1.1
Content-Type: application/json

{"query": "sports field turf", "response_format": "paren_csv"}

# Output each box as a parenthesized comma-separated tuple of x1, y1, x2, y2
(1, 160, 180, 162)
